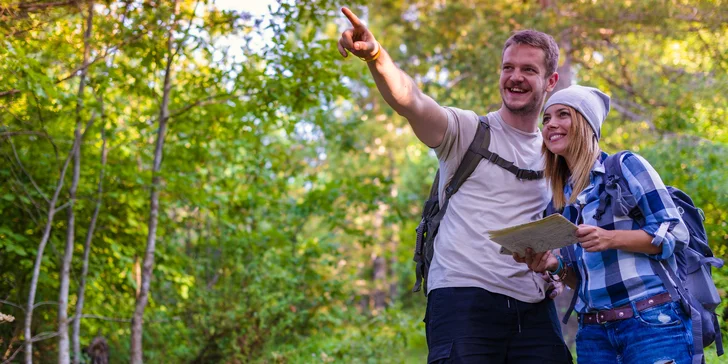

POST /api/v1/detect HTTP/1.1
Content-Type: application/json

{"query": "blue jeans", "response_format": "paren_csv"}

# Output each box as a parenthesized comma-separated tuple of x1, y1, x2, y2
(425, 287, 572, 364)
(576, 301, 693, 364)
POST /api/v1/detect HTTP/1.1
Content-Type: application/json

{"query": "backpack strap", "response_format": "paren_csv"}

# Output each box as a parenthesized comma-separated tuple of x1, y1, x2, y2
(413, 114, 546, 294)
(561, 244, 580, 325)
(599, 152, 686, 302)
(600, 151, 723, 362)
(413, 171, 441, 293)
(650, 259, 707, 364)
(714, 316, 725, 357)
(412, 116, 493, 294)
(470, 116, 544, 181)
(554, 204, 585, 325)
(594, 151, 643, 221)
(445, 117, 492, 198)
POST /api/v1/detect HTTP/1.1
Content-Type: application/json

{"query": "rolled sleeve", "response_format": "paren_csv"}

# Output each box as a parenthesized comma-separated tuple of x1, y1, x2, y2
(642, 222, 675, 260)
(621, 153, 690, 260)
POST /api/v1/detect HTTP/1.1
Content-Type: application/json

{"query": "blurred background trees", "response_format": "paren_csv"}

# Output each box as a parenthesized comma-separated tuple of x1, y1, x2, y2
(0, 0, 726, 362)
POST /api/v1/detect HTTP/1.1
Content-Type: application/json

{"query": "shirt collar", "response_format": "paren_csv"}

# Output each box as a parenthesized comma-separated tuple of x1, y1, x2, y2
(591, 151, 609, 176)
(567, 151, 608, 184)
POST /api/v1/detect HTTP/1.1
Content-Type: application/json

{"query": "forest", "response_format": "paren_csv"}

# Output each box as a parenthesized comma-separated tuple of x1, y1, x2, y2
(0, 0, 726, 363)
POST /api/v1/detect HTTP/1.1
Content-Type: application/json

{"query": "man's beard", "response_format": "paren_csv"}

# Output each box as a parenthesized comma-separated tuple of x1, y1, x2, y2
(503, 89, 544, 115)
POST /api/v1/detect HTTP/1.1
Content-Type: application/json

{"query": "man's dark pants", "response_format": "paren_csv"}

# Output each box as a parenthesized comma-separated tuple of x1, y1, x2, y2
(425, 287, 573, 363)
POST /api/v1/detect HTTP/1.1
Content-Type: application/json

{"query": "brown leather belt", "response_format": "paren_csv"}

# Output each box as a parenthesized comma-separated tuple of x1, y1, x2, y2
(580, 292, 673, 324)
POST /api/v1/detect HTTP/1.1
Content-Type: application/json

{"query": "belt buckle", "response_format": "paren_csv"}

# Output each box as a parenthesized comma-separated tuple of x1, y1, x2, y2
(596, 312, 605, 324)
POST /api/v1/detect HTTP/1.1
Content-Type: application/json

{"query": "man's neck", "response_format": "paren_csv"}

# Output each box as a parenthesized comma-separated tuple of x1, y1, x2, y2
(497, 106, 541, 133)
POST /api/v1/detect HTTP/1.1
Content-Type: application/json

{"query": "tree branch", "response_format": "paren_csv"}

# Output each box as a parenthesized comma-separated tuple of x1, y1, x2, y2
(0, 300, 24, 312)
(32, 301, 58, 309)
(53, 201, 71, 214)
(167, 93, 234, 120)
(0, 26, 148, 99)
(1, 152, 44, 219)
(1, 345, 22, 364)
(0, 131, 46, 138)
(31, 331, 59, 343)
(5, 137, 50, 204)
(131, 1, 181, 362)
(5, 1, 80, 12)
(23, 110, 96, 364)
(0, 90, 21, 98)
(73, 93, 107, 364)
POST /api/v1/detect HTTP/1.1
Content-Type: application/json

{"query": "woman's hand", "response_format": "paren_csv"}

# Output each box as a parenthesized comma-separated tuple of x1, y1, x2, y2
(576, 224, 616, 252)
(513, 248, 559, 274)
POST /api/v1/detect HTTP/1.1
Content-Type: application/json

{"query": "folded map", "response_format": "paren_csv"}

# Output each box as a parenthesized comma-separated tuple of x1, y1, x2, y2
(488, 214, 579, 256)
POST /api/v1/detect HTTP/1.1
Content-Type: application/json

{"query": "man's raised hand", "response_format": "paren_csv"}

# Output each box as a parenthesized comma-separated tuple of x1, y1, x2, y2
(338, 7, 379, 60)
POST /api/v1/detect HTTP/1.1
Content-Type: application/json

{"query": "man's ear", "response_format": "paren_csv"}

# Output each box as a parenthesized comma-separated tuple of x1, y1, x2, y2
(545, 72, 559, 92)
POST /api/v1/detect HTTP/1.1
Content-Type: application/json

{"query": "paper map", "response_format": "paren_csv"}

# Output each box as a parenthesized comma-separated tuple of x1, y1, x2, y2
(488, 214, 579, 256)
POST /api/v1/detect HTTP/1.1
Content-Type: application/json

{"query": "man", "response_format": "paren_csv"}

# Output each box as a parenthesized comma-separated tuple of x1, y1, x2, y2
(337, 7, 571, 363)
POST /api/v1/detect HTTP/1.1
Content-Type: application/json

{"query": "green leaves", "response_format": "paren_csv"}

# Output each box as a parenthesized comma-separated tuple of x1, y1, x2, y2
(1, 0, 726, 362)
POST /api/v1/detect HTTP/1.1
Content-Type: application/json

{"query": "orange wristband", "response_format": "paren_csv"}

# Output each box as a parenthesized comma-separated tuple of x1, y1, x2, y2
(359, 42, 381, 63)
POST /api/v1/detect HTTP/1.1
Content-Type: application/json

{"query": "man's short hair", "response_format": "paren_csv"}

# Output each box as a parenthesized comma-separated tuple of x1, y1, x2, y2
(503, 30, 560, 76)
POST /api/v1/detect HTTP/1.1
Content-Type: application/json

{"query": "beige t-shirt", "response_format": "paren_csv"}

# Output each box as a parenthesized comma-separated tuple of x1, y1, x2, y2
(427, 107, 551, 302)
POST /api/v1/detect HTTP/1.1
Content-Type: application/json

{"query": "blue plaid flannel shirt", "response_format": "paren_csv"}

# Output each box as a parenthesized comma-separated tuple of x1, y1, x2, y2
(560, 151, 689, 313)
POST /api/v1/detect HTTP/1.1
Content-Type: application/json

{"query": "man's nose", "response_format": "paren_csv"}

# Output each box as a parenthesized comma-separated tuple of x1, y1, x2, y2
(510, 70, 525, 82)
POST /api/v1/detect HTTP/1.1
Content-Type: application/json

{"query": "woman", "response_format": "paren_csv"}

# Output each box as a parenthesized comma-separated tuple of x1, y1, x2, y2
(514, 85, 693, 363)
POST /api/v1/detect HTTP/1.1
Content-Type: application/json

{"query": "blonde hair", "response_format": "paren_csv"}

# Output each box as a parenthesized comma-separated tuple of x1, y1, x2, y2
(542, 106, 601, 210)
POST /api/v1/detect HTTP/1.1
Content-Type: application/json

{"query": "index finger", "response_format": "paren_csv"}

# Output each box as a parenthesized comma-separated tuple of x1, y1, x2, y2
(341, 7, 364, 28)
(575, 225, 592, 237)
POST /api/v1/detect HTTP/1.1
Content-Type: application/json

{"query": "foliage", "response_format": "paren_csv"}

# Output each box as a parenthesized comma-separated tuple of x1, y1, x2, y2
(0, 0, 726, 362)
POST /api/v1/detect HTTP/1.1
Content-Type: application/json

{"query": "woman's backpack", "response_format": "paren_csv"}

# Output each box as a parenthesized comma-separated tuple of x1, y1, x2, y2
(597, 151, 724, 364)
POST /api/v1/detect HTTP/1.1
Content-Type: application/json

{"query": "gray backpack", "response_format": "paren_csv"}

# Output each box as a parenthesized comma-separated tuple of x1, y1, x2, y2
(601, 151, 724, 363)
(556, 151, 724, 364)
(411, 115, 544, 295)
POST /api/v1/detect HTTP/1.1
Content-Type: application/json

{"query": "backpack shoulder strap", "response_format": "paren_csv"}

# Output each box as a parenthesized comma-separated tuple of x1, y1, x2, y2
(650, 259, 711, 364)
(415, 115, 541, 294)
(443, 116, 492, 198)
(602, 150, 628, 179)
(561, 244, 581, 324)
(594, 151, 643, 220)
(467, 115, 543, 181)
(412, 116, 491, 294)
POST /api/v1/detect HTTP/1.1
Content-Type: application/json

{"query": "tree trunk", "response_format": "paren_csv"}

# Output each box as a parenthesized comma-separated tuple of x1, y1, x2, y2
(372, 254, 387, 309)
(83, 335, 109, 364)
(371, 205, 387, 310)
(59, 4, 93, 363)
(551, 37, 572, 95)
(387, 153, 399, 303)
(388, 229, 399, 302)
(130, 1, 179, 362)
(23, 114, 95, 364)
(72, 123, 106, 364)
